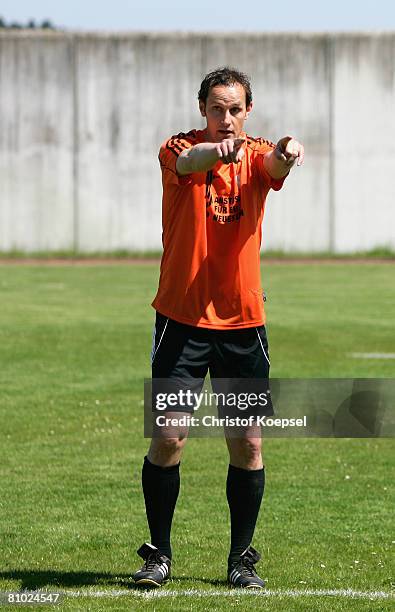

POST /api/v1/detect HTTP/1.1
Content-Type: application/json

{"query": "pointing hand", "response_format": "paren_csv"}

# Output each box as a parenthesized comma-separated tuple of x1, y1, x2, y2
(215, 137, 245, 164)
(275, 136, 304, 167)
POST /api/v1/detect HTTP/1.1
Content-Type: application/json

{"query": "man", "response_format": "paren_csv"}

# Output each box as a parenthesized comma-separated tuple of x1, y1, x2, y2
(133, 67, 304, 589)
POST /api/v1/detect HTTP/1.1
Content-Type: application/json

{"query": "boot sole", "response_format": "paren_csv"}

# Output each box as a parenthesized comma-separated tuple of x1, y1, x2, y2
(134, 578, 162, 588)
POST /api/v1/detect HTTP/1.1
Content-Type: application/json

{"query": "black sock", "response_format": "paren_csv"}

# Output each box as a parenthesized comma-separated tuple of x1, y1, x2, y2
(142, 456, 180, 559)
(226, 464, 265, 568)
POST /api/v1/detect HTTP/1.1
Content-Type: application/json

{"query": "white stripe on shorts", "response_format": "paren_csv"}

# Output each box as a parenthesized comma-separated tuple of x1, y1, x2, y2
(151, 317, 169, 364)
(255, 328, 270, 366)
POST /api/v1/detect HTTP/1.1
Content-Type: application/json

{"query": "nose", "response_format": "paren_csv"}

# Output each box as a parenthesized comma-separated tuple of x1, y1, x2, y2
(221, 110, 232, 126)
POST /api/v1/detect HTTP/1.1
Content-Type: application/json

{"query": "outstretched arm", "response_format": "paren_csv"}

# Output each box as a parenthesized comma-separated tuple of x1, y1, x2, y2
(264, 136, 304, 179)
(176, 138, 245, 175)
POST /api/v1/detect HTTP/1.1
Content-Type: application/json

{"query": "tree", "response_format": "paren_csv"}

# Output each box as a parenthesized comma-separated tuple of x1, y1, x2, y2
(0, 16, 57, 29)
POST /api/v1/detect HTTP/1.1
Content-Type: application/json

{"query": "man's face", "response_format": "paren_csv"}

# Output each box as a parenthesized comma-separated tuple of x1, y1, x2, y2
(199, 83, 252, 143)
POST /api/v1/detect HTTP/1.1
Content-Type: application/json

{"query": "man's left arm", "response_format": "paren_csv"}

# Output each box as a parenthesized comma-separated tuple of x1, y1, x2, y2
(263, 136, 305, 179)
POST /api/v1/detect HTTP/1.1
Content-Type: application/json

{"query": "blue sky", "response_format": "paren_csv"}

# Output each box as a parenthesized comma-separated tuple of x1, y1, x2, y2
(1, 0, 395, 31)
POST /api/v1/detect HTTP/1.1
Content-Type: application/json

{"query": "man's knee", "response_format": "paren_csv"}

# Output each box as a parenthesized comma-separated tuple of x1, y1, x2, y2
(227, 436, 263, 470)
(148, 436, 187, 467)
(239, 437, 262, 461)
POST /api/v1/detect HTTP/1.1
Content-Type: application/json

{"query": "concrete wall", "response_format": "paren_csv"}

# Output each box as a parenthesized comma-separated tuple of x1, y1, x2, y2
(0, 31, 394, 253)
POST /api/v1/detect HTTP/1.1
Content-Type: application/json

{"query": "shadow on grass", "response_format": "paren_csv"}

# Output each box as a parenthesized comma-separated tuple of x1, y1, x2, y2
(0, 570, 134, 591)
(0, 571, 228, 590)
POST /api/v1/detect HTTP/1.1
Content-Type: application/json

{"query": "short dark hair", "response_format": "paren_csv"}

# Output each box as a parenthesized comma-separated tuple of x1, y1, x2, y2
(198, 67, 252, 107)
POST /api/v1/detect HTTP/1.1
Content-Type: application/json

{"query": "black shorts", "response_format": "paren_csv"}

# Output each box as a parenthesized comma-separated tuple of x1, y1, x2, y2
(151, 312, 273, 416)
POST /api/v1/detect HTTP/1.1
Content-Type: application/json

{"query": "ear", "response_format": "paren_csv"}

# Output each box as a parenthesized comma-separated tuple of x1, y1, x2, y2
(245, 101, 253, 120)
(199, 100, 206, 117)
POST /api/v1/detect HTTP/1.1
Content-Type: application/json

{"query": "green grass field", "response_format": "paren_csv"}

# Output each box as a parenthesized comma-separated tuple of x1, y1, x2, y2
(0, 263, 394, 611)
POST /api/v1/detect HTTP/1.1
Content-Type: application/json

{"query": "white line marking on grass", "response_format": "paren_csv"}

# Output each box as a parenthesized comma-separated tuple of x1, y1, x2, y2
(349, 352, 395, 359)
(63, 588, 393, 601)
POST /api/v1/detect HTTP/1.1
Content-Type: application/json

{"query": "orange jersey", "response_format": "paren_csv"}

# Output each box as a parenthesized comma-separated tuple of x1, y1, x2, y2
(152, 129, 286, 329)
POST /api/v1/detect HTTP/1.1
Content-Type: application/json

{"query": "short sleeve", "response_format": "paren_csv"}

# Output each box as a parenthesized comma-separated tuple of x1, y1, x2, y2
(158, 131, 198, 186)
(255, 149, 288, 192)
